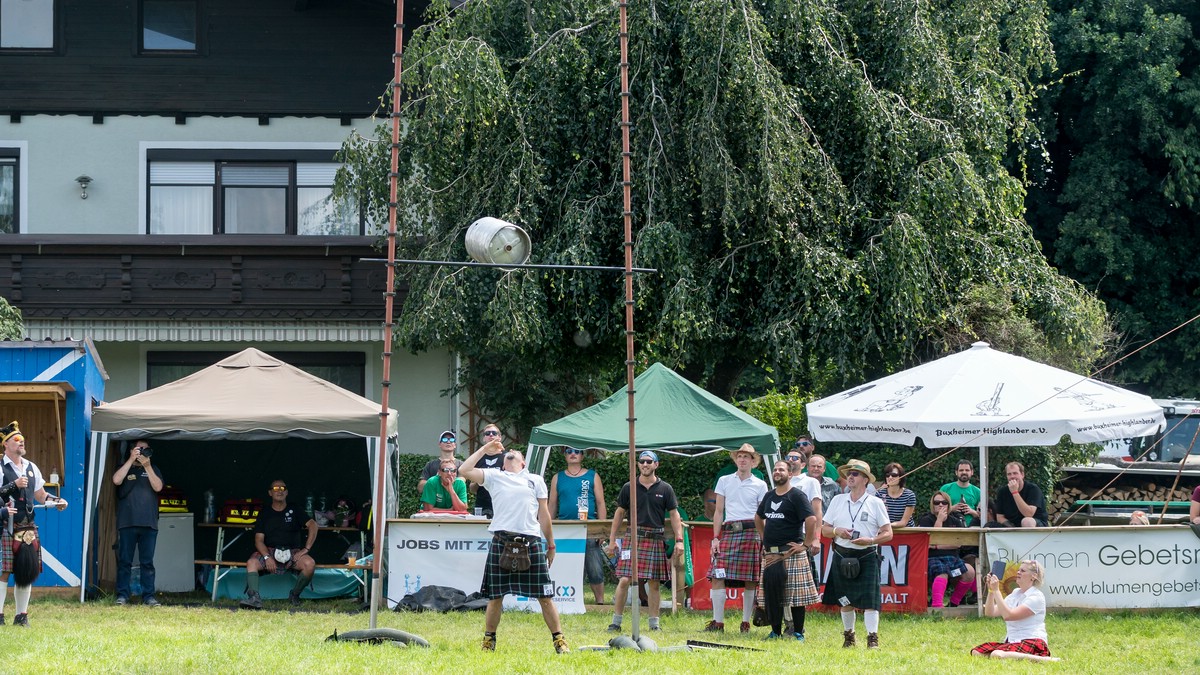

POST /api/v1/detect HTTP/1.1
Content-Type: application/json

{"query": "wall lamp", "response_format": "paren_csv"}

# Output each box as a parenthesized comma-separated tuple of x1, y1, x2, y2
(75, 175, 92, 199)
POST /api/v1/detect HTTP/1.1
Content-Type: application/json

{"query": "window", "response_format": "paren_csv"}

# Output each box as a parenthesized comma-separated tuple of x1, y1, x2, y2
(1, 0, 55, 50)
(147, 151, 363, 235)
(147, 351, 366, 395)
(140, 0, 197, 53)
(0, 149, 16, 234)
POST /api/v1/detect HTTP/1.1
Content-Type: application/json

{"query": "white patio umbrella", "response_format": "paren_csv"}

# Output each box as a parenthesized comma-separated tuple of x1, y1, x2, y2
(806, 342, 1165, 521)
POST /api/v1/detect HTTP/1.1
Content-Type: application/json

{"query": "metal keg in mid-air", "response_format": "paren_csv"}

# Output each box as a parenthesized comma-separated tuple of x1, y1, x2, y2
(464, 217, 532, 266)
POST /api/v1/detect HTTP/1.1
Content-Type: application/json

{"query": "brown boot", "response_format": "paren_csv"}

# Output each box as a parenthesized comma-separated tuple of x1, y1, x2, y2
(842, 629, 856, 648)
(867, 632, 879, 648)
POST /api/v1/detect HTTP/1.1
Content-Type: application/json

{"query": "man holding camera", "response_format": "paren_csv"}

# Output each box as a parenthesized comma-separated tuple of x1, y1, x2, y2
(112, 439, 164, 606)
(241, 480, 317, 608)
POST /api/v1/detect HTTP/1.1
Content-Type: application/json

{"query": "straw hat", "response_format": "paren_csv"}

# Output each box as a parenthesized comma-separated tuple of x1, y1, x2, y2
(729, 443, 762, 468)
(838, 458, 876, 484)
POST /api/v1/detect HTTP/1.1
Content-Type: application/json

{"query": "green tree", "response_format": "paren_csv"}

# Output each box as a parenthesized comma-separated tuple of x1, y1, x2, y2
(339, 0, 1110, 435)
(1028, 0, 1200, 395)
(0, 296, 22, 340)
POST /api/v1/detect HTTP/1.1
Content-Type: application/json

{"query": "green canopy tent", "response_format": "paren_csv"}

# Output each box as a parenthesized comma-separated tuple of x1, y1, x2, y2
(527, 363, 780, 475)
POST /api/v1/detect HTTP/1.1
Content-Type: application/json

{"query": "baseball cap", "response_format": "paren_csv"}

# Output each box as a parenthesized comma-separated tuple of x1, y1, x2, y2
(438, 430, 456, 442)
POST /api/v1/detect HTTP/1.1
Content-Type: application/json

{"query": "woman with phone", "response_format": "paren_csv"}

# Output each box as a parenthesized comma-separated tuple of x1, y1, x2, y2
(971, 560, 1059, 662)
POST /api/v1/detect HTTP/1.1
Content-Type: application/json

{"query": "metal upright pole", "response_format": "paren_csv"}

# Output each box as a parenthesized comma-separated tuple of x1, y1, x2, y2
(617, 0, 639, 641)
(370, 0, 407, 629)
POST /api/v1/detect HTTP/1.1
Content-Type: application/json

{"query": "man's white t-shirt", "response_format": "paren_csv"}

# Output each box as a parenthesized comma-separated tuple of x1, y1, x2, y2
(716, 473, 768, 521)
(482, 469, 547, 537)
(1004, 587, 1048, 642)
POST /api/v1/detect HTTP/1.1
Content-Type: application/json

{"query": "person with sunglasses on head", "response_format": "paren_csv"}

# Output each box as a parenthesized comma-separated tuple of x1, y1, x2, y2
(468, 424, 507, 518)
(112, 438, 164, 607)
(459, 441, 568, 654)
(549, 446, 608, 605)
(417, 430, 462, 497)
(876, 462, 916, 528)
(240, 480, 318, 609)
(420, 457, 469, 512)
(605, 450, 683, 632)
(971, 560, 1058, 662)
(916, 491, 976, 608)
(821, 459, 892, 649)
(706, 444, 769, 633)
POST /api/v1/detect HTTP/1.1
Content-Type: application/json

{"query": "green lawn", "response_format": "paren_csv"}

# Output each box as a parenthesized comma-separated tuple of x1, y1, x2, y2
(6, 594, 1197, 674)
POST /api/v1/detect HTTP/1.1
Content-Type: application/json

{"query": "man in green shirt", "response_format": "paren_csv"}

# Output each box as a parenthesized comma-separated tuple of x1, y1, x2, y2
(420, 457, 468, 511)
(939, 459, 981, 526)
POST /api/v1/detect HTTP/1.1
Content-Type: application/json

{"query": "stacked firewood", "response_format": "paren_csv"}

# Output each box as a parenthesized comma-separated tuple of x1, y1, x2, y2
(1048, 483, 1194, 520)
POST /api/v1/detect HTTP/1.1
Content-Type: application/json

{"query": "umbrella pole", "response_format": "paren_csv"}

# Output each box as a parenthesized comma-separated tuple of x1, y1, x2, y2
(978, 445, 988, 618)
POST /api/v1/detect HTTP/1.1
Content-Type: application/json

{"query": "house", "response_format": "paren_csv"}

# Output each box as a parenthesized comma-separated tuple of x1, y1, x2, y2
(0, 0, 470, 455)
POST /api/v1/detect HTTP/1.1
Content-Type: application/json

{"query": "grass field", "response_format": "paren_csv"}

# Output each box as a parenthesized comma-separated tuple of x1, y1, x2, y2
(5, 593, 1197, 674)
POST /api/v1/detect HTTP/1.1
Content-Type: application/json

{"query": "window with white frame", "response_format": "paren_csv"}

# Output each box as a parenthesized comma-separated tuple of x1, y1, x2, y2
(147, 151, 362, 235)
(0, 0, 55, 50)
(0, 149, 16, 234)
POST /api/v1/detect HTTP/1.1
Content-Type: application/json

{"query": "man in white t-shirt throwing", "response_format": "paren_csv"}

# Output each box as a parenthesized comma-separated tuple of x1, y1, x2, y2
(459, 441, 569, 654)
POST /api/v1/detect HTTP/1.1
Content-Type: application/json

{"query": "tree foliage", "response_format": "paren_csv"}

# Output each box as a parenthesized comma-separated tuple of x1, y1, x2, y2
(338, 0, 1110, 435)
(1029, 0, 1200, 395)
(0, 296, 22, 341)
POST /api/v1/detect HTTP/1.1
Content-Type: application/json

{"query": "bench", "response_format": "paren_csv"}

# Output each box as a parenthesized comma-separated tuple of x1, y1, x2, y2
(194, 559, 364, 569)
(194, 559, 369, 601)
(1073, 500, 1192, 525)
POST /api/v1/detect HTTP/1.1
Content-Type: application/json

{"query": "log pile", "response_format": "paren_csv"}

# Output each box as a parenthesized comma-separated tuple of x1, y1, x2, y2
(1048, 482, 1194, 520)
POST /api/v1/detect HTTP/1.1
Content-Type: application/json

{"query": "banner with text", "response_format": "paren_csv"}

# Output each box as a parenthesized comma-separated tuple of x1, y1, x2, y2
(986, 526, 1200, 609)
(387, 521, 586, 613)
(689, 529, 929, 613)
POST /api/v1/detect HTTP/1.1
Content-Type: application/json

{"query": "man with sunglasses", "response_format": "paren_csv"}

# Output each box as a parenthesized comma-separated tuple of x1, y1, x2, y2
(241, 480, 318, 609)
(459, 441, 568, 654)
(792, 436, 840, 483)
(605, 450, 683, 632)
(549, 447, 608, 605)
(417, 430, 462, 496)
(469, 424, 507, 518)
(821, 459, 893, 649)
(420, 457, 469, 512)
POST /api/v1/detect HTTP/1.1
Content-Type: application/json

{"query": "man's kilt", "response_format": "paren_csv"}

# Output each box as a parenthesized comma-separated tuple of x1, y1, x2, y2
(756, 552, 820, 608)
(708, 524, 761, 586)
(821, 545, 881, 610)
(972, 638, 1052, 657)
(256, 548, 308, 575)
(480, 533, 553, 599)
(614, 528, 670, 581)
(2, 524, 43, 576)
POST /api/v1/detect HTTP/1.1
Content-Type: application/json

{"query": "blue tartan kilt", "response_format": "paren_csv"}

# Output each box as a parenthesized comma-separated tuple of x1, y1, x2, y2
(928, 554, 969, 578)
(480, 533, 554, 599)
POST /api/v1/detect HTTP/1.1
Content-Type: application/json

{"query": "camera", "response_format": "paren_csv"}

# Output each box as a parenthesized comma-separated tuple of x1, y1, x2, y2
(133, 446, 153, 459)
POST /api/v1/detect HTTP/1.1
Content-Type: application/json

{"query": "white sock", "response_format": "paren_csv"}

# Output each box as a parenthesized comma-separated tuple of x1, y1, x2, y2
(15, 585, 31, 614)
(0, 579, 7, 611)
(864, 609, 880, 633)
(841, 609, 856, 631)
(741, 590, 756, 622)
(649, 616, 660, 629)
(611, 613, 622, 627)
(711, 589, 726, 623)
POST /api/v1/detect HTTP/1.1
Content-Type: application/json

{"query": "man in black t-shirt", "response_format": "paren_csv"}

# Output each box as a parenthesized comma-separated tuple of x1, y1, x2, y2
(468, 424, 506, 517)
(240, 480, 318, 609)
(985, 462, 1048, 528)
(112, 439, 164, 606)
(754, 460, 821, 640)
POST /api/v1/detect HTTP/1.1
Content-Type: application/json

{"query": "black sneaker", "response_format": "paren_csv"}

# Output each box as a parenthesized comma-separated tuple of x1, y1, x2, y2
(606, 623, 622, 632)
(13, 613, 28, 627)
(0, 613, 5, 625)
(288, 590, 302, 607)
(143, 597, 161, 608)
(240, 590, 263, 609)
(115, 597, 128, 606)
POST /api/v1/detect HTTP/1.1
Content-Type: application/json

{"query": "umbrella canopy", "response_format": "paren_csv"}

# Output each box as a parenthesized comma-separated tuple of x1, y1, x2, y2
(807, 342, 1164, 449)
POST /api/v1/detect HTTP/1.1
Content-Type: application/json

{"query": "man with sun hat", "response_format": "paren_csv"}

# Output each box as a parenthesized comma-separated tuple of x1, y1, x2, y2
(705, 443, 768, 633)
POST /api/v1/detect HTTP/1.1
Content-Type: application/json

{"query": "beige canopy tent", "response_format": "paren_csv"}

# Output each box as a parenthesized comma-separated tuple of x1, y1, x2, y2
(82, 348, 397, 600)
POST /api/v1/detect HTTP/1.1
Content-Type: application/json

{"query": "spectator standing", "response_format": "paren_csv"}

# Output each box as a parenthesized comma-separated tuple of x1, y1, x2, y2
(417, 430, 462, 496)
(755, 460, 820, 641)
(808, 454, 841, 507)
(112, 439, 164, 606)
(939, 459, 981, 526)
(986, 462, 1048, 528)
(469, 424, 506, 517)
(549, 446, 608, 605)
(916, 491, 976, 608)
(876, 462, 916, 528)
(706, 444, 768, 633)
(605, 450, 683, 632)
(821, 459, 893, 649)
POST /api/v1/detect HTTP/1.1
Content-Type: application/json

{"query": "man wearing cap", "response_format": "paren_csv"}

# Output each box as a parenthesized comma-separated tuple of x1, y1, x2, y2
(706, 443, 769, 633)
(821, 459, 893, 649)
(549, 447, 608, 605)
(605, 450, 683, 632)
(417, 430, 462, 496)
(459, 442, 569, 654)
(755, 460, 820, 640)
(1, 421, 68, 627)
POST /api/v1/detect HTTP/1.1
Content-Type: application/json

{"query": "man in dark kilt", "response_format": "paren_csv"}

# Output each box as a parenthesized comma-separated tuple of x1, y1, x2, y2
(604, 450, 684, 633)
(1, 421, 69, 627)
(820, 459, 893, 649)
(754, 460, 821, 641)
(459, 441, 568, 654)
(707, 443, 768, 633)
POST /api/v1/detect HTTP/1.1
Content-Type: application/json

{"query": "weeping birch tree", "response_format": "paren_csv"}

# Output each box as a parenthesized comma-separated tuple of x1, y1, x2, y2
(337, 0, 1110, 433)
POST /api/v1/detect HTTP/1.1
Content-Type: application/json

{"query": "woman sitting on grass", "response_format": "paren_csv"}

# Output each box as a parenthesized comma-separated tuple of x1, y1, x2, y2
(971, 560, 1059, 662)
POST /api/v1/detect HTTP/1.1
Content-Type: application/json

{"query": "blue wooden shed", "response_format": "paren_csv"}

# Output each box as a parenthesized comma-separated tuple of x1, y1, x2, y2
(0, 340, 107, 594)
